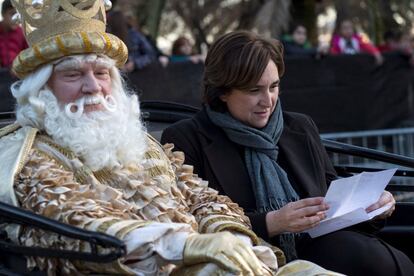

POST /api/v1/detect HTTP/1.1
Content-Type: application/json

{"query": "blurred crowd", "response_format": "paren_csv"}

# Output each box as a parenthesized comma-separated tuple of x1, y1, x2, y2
(280, 19, 414, 66)
(106, 4, 204, 73)
(1, 0, 414, 74)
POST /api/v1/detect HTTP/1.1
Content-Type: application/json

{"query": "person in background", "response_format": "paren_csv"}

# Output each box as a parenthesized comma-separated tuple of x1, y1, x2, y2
(162, 30, 414, 276)
(281, 23, 326, 57)
(0, 0, 28, 68)
(377, 30, 402, 53)
(170, 36, 204, 64)
(107, 10, 158, 72)
(378, 30, 414, 65)
(125, 12, 170, 68)
(330, 19, 383, 65)
(397, 32, 414, 56)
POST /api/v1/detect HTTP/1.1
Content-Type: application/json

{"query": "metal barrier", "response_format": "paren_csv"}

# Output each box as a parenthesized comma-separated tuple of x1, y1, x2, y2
(321, 127, 414, 168)
(321, 128, 414, 201)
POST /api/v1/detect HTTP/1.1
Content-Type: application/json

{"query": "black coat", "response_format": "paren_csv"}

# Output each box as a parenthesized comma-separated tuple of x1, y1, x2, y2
(161, 108, 337, 239)
(162, 107, 414, 276)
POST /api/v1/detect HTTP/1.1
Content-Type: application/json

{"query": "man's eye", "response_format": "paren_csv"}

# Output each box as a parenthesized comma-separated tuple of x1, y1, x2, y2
(96, 70, 110, 77)
(249, 88, 259, 93)
(64, 72, 80, 78)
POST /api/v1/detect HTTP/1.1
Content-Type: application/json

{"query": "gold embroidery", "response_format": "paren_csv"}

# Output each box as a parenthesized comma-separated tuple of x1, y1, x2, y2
(94, 168, 113, 183)
(145, 165, 172, 178)
(0, 123, 20, 138)
(147, 133, 162, 146)
(15, 128, 38, 180)
(33, 45, 47, 62)
(214, 223, 259, 245)
(37, 134, 77, 159)
(102, 33, 113, 53)
(74, 166, 93, 184)
(81, 32, 93, 52)
(96, 219, 122, 233)
(115, 221, 150, 240)
(36, 134, 96, 184)
(200, 215, 249, 233)
(33, 148, 68, 171)
(55, 36, 70, 56)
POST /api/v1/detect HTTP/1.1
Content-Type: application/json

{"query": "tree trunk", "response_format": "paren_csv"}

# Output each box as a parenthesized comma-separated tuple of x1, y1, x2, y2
(253, 0, 291, 38)
(290, 0, 317, 44)
(238, 0, 266, 30)
(366, 0, 382, 45)
(144, 0, 166, 40)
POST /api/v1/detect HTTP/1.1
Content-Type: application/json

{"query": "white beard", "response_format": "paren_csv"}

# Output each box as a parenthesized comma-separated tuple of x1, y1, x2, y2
(39, 89, 147, 171)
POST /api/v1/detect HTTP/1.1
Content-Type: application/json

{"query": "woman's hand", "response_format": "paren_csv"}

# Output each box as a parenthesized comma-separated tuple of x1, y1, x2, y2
(265, 197, 329, 237)
(366, 191, 395, 220)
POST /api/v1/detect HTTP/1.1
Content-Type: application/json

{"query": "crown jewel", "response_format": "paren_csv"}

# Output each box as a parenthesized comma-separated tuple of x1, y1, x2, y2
(103, 0, 111, 10)
(31, 0, 44, 9)
(11, 0, 109, 45)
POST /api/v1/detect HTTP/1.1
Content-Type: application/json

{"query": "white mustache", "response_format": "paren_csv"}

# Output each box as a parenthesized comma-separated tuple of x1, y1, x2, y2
(65, 94, 117, 119)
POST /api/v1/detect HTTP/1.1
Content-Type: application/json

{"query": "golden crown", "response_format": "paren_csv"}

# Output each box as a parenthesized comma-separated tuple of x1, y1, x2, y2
(11, 0, 128, 78)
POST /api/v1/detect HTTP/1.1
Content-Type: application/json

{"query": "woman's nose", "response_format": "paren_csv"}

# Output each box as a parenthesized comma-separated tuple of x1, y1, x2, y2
(260, 90, 272, 107)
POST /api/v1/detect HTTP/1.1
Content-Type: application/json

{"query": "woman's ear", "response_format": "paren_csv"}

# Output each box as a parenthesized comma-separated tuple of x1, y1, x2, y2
(219, 94, 228, 102)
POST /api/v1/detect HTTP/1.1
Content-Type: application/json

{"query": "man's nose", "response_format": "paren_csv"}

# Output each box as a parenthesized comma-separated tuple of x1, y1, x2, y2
(82, 72, 101, 94)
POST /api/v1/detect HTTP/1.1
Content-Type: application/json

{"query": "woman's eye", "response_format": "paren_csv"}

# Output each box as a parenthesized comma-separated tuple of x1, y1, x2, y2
(270, 85, 279, 91)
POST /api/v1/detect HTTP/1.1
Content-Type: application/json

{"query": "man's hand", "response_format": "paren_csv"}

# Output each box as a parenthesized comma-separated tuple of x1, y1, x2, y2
(266, 197, 329, 236)
(366, 191, 396, 220)
(183, 232, 266, 275)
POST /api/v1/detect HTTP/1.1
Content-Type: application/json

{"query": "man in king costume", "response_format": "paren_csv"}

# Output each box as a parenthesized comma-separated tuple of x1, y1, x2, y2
(0, 0, 343, 275)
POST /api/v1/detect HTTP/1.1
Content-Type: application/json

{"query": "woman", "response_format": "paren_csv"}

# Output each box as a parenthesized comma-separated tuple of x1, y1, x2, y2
(330, 19, 383, 65)
(170, 36, 204, 63)
(161, 30, 414, 275)
(281, 23, 318, 56)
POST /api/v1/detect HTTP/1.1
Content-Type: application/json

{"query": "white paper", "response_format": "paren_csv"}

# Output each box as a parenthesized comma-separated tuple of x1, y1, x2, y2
(306, 168, 397, 238)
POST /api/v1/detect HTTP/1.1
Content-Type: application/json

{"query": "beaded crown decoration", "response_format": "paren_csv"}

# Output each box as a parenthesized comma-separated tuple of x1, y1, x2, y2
(11, 0, 128, 78)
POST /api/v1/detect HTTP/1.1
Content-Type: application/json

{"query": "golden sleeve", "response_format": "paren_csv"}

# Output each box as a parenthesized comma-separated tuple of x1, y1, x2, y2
(153, 138, 259, 245)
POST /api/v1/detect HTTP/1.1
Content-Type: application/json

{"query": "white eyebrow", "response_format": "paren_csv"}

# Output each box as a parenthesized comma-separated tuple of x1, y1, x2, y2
(54, 58, 81, 72)
(94, 56, 115, 68)
(53, 55, 114, 72)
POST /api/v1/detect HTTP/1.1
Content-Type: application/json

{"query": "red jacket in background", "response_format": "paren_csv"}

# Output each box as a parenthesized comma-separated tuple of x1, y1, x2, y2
(0, 24, 28, 67)
(330, 34, 380, 55)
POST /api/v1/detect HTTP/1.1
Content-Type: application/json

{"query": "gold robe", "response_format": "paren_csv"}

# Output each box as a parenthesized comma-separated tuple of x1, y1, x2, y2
(0, 125, 264, 275)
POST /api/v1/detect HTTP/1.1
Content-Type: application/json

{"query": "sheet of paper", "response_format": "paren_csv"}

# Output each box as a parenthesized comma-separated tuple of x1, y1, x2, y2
(307, 208, 368, 238)
(305, 168, 397, 238)
(307, 203, 393, 238)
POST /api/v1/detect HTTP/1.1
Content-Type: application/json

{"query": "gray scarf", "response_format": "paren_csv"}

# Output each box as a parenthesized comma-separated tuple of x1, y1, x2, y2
(206, 101, 300, 261)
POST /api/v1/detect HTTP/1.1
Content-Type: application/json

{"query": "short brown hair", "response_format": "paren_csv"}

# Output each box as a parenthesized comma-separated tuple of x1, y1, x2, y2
(172, 36, 191, 56)
(203, 30, 284, 112)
